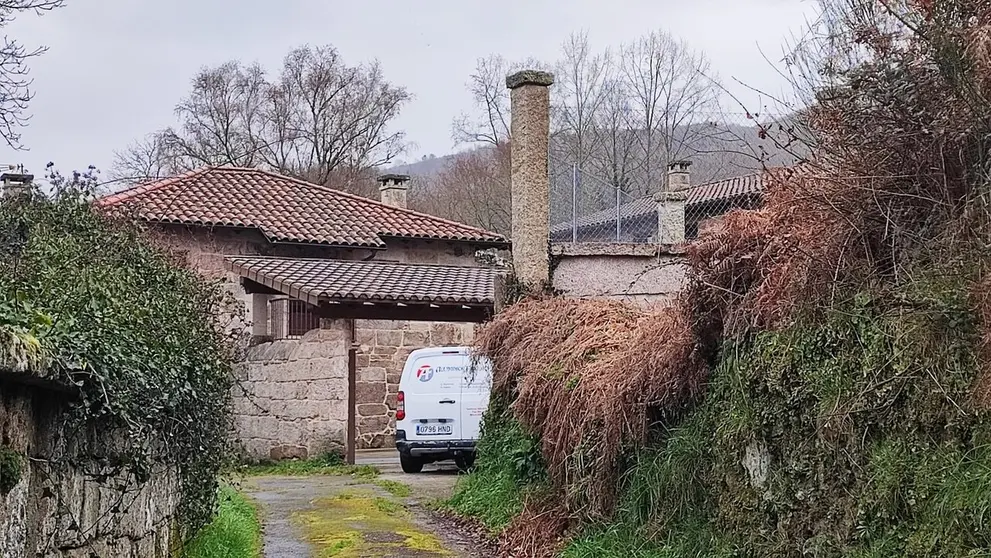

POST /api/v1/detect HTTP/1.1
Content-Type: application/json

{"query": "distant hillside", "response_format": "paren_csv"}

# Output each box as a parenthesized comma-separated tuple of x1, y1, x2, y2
(386, 153, 456, 178)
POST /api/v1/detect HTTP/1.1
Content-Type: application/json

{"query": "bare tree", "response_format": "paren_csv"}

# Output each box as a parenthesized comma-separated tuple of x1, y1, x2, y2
(591, 78, 639, 197)
(453, 55, 513, 147)
(113, 45, 410, 190)
(108, 132, 190, 186)
(411, 143, 511, 235)
(620, 30, 721, 191)
(0, 0, 68, 149)
(453, 54, 549, 147)
(553, 31, 612, 170)
(159, 61, 267, 169)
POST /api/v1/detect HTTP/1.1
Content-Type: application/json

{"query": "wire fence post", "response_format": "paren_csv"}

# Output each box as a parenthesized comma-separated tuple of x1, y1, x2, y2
(572, 163, 578, 243)
(615, 180, 621, 241)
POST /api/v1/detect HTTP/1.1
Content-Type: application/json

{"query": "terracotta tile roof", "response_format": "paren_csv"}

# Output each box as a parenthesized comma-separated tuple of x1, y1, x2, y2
(97, 167, 507, 248)
(686, 173, 763, 205)
(550, 172, 764, 235)
(225, 256, 501, 307)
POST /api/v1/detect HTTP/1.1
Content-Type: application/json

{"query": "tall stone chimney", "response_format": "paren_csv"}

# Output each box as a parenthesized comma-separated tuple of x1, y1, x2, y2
(654, 160, 692, 244)
(507, 69, 554, 287)
(377, 174, 409, 209)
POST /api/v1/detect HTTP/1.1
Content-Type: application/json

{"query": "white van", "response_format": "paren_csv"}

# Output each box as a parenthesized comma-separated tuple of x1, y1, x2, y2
(394, 346, 492, 473)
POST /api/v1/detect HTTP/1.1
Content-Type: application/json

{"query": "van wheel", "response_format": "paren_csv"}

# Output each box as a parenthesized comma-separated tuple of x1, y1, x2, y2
(400, 454, 423, 473)
(454, 454, 476, 472)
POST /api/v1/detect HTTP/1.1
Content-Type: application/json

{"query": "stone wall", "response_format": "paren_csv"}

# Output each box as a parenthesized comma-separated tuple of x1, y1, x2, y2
(353, 320, 476, 448)
(0, 379, 178, 558)
(236, 321, 350, 461)
(551, 243, 688, 306)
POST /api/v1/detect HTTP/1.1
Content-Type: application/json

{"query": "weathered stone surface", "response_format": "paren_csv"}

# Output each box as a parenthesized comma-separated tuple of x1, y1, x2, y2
(359, 367, 387, 382)
(355, 328, 375, 346)
(402, 330, 429, 347)
(306, 379, 346, 401)
(358, 415, 390, 432)
(358, 404, 390, 417)
(372, 345, 398, 356)
(269, 445, 308, 461)
(375, 330, 402, 347)
(386, 372, 402, 385)
(430, 324, 457, 345)
(385, 393, 398, 410)
(355, 382, 387, 404)
(0, 382, 179, 557)
(301, 358, 346, 381)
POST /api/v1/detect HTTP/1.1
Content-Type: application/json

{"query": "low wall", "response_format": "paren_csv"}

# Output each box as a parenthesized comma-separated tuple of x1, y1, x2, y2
(235, 321, 350, 461)
(353, 320, 476, 449)
(0, 378, 178, 558)
(551, 243, 687, 306)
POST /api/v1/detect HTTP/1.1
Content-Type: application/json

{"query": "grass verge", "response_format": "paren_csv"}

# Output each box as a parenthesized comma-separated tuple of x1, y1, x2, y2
(445, 401, 546, 532)
(184, 485, 262, 558)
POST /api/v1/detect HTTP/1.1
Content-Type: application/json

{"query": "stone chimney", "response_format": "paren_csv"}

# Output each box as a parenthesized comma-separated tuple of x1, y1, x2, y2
(654, 161, 692, 244)
(1, 169, 33, 201)
(507, 69, 554, 287)
(377, 174, 409, 209)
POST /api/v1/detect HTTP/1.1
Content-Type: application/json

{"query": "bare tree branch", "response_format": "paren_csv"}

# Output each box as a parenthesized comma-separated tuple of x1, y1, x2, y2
(112, 44, 410, 193)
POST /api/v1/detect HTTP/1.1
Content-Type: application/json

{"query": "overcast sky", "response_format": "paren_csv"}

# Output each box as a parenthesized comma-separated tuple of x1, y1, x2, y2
(0, 0, 818, 180)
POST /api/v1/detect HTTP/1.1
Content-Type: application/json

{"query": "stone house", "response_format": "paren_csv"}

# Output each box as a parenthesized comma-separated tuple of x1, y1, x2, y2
(97, 167, 509, 459)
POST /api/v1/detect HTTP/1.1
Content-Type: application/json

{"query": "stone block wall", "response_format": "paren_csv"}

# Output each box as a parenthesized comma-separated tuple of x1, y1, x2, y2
(235, 322, 350, 461)
(353, 320, 476, 448)
(0, 379, 178, 558)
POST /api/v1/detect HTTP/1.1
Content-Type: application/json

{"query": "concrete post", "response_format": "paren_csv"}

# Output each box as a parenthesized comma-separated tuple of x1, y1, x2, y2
(655, 161, 692, 244)
(377, 174, 410, 209)
(507, 69, 554, 287)
(270, 296, 289, 340)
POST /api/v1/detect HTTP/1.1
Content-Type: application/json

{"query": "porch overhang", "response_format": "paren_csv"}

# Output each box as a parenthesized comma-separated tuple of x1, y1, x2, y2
(225, 256, 505, 323)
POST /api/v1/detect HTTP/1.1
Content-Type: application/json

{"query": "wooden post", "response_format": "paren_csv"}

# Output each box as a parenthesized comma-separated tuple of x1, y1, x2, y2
(346, 320, 357, 465)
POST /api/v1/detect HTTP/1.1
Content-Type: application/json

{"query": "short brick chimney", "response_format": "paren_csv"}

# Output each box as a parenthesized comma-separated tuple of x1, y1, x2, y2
(1, 169, 33, 201)
(654, 161, 692, 244)
(507, 69, 554, 287)
(377, 174, 409, 209)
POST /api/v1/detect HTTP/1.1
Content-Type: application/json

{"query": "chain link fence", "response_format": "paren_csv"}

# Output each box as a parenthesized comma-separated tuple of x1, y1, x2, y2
(548, 110, 804, 244)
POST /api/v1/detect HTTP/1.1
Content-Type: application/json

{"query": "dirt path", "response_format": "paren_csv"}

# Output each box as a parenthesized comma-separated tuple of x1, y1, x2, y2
(244, 452, 485, 558)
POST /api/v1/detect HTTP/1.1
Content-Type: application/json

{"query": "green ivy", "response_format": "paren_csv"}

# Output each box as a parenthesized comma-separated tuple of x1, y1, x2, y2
(0, 184, 241, 534)
(0, 447, 23, 494)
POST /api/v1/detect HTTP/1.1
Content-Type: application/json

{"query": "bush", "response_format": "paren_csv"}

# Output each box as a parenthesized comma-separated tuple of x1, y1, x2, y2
(0, 182, 241, 533)
(447, 399, 546, 531)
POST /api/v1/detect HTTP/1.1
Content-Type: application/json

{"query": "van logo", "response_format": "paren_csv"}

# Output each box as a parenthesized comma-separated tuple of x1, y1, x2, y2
(416, 365, 434, 382)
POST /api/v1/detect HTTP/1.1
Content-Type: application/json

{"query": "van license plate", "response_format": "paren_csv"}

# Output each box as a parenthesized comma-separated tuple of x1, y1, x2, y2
(416, 424, 453, 436)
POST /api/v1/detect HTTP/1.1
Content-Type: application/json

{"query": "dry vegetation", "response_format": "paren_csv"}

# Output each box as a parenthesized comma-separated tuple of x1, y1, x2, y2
(460, 0, 991, 555)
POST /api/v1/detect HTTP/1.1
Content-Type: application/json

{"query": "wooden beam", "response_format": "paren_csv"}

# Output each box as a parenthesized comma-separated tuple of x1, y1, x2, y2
(316, 301, 492, 323)
(240, 278, 282, 295)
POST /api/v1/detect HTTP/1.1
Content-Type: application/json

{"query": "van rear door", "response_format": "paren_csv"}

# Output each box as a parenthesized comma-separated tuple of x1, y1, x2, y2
(402, 349, 463, 443)
(460, 352, 492, 441)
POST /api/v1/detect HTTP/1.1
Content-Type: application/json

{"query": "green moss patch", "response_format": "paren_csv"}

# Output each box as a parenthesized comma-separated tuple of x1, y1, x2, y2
(0, 447, 23, 495)
(294, 490, 452, 557)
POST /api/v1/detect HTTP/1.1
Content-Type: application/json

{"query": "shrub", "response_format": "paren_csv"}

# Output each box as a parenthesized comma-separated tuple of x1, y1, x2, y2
(0, 181, 241, 534)
(447, 399, 546, 531)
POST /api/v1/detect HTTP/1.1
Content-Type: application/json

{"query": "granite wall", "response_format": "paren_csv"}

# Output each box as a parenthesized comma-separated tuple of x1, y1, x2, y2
(235, 321, 351, 461)
(0, 379, 178, 558)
